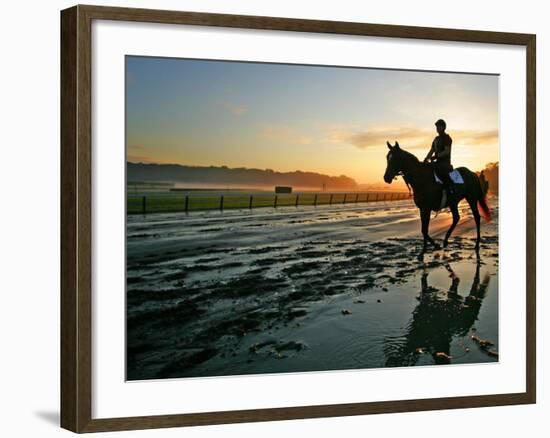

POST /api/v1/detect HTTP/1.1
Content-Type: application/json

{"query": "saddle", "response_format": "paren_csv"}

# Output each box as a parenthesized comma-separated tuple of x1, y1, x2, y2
(433, 169, 464, 184)
(433, 169, 464, 210)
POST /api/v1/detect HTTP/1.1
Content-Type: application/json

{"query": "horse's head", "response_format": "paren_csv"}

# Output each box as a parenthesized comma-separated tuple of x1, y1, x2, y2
(383, 141, 404, 184)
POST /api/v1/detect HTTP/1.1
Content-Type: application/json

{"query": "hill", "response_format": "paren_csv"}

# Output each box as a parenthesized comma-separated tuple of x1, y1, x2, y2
(127, 162, 358, 190)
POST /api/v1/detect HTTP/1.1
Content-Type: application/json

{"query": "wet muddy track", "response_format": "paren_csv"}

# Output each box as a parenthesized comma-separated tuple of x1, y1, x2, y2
(126, 199, 499, 380)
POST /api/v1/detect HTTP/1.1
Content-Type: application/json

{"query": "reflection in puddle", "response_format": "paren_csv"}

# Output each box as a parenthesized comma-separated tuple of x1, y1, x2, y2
(384, 261, 496, 367)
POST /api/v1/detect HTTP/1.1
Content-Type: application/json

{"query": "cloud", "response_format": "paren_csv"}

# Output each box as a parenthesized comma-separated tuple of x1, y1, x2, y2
(350, 126, 429, 149)
(326, 125, 498, 150)
(127, 155, 157, 163)
(259, 125, 313, 145)
(219, 100, 247, 116)
(453, 129, 499, 145)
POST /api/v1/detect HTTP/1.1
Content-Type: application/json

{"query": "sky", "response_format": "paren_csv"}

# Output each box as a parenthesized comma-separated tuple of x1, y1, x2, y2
(126, 56, 499, 185)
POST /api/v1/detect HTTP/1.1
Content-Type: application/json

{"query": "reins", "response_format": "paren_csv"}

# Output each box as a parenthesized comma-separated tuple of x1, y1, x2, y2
(395, 166, 413, 198)
(400, 171, 413, 197)
(389, 148, 427, 200)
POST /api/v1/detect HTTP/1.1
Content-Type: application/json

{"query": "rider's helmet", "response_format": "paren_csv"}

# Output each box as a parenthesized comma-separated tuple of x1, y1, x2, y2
(435, 119, 447, 129)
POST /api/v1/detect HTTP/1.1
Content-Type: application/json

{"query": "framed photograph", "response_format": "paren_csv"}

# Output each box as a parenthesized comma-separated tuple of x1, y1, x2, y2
(60, 4, 536, 433)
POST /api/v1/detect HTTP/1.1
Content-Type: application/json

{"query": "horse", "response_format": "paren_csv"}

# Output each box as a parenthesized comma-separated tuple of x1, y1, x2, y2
(383, 141, 491, 254)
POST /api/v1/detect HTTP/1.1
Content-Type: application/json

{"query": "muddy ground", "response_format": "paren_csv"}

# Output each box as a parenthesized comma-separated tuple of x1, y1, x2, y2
(126, 198, 499, 380)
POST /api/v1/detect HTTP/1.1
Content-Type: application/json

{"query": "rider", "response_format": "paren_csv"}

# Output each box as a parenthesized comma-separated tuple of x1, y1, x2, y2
(423, 119, 455, 197)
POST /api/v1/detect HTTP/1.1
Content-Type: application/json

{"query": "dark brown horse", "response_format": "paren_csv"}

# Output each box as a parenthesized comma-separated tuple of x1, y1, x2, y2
(383, 141, 491, 253)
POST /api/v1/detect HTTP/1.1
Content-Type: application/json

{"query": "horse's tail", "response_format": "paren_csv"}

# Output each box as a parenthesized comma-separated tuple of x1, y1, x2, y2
(475, 173, 492, 223)
(478, 196, 492, 223)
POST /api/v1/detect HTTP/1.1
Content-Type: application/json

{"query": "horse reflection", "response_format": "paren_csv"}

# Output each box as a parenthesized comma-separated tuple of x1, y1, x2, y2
(384, 261, 490, 366)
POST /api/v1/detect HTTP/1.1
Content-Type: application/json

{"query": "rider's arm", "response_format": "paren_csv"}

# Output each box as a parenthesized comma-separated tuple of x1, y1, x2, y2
(424, 141, 436, 162)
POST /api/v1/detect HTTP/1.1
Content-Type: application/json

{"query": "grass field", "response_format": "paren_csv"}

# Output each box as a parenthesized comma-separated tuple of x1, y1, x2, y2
(127, 191, 410, 214)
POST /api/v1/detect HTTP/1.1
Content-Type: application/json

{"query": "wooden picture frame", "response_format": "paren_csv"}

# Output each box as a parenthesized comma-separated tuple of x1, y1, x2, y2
(60, 4, 536, 433)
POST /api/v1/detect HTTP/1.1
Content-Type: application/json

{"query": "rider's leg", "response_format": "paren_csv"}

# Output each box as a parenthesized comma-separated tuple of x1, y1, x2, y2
(435, 164, 455, 196)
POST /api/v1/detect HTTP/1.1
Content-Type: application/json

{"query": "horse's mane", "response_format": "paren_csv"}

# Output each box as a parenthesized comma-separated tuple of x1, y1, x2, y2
(397, 147, 420, 164)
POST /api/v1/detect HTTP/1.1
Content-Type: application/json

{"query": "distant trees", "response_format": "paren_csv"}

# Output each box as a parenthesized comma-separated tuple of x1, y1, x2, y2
(479, 162, 499, 195)
(127, 162, 359, 190)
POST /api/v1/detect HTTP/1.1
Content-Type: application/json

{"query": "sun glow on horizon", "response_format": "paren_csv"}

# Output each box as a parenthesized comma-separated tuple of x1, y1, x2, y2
(126, 56, 499, 185)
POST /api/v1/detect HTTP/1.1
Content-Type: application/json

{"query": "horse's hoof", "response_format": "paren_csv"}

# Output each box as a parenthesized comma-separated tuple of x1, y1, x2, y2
(443, 240, 448, 248)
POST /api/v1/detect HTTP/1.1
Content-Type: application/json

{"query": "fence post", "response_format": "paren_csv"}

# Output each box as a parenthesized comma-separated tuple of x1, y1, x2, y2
(142, 196, 146, 214)
(274, 195, 278, 208)
(329, 194, 333, 205)
(375, 193, 379, 202)
(184, 195, 189, 213)
(220, 195, 224, 211)
(249, 195, 253, 209)
(313, 194, 317, 206)
(343, 194, 347, 204)
(355, 193, 359, 203)
(295, 194, 299, 207)
(366, 193, 370, 202)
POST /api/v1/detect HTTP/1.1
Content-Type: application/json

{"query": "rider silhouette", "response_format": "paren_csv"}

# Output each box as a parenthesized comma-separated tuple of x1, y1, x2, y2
(424, 119, 455, 197)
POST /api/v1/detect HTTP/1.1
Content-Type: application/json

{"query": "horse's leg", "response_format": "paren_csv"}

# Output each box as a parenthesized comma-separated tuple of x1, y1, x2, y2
(467, 197, 481, 252)
(420, 208, 432, 252)
(443, 203, 460, 247)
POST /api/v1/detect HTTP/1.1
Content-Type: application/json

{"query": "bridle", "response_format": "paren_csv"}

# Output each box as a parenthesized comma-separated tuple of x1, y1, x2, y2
(390, 162, 413, 198)
(387, 145, 416, 198)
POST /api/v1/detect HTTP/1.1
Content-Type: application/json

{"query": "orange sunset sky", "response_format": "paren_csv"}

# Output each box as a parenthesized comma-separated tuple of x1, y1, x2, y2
(126, 56, 499, 185)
